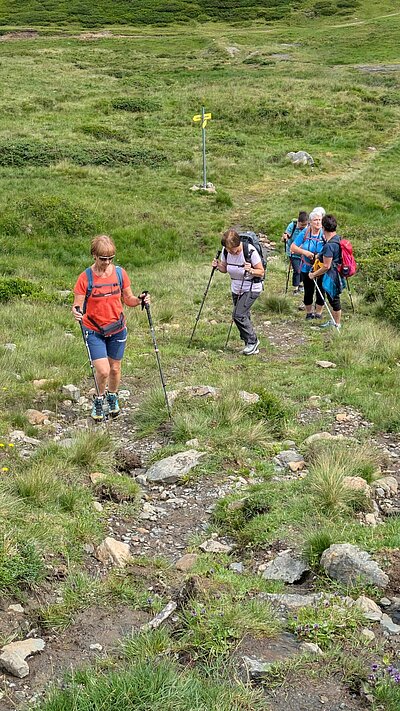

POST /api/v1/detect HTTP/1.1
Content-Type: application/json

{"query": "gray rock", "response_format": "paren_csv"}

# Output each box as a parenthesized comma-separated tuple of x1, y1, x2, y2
(320, 544, 389, 588)
(4, 343, 16, 352)
(380, 597, 391, 607)
(299, 642, 323, 655)
(380, 613, 400, 635)
(258, 592, 325, 610)
(146, 450, 206, 484)
(361, 628, 376, 642)
(276, 450, 304, 466)
(355, 595, 382, 621)
(281, 440, 296, 449)
(0, 639, 45, 678)
(238, 391, 260, 404)
(229, 562, 244, 574)
(242, 656, 272, 679)
(304, 432, 346, 445)
(141, 600, 177, 630)
(199, 539, 232, 554)
(7, 605, 24, 614)
(262, 551, 309, 583)
(286, 150, 314, 167)
(62, 384, 80, 402)
(89, 643, 103, 651)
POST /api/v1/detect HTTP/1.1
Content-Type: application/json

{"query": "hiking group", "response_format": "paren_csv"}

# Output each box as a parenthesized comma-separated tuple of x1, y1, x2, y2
(72, 211, 355, 421)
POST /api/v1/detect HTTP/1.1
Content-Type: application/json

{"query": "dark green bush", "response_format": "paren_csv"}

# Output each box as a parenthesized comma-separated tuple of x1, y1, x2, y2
(358, 235, 400, 326)
(79, 125, 129, 142)
(112, 98, 161, 113)
(0, 140, 167, 169)
(0, 277, 43, 303)
(248, 389, 290, 435)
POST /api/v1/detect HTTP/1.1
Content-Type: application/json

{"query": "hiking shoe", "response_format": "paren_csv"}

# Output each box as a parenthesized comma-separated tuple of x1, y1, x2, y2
(243, 339, 260, 356)
(91, 396, 105, 422)
(314, 314, 322, 320)
(305, 313, 314, 320)
(107, 392, 120, 418)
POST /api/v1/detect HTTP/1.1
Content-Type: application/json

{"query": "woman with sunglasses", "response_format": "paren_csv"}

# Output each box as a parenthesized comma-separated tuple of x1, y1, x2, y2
(72, 234, 149, 421)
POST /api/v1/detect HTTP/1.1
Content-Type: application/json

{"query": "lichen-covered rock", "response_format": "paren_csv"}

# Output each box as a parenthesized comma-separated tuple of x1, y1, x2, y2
(321, 544, 389, 588)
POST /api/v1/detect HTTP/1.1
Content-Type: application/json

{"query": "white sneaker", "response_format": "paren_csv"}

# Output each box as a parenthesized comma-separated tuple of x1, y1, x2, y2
(243, 339, 260, 356)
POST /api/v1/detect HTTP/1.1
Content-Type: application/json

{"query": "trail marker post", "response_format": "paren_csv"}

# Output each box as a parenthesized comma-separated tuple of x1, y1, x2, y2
(192, 107, 212, 188)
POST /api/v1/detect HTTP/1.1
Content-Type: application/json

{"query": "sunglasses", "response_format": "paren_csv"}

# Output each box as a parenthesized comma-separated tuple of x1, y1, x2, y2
(97, 255, 115, 261)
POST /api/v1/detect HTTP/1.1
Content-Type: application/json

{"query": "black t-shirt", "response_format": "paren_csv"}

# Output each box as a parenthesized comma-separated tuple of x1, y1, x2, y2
(322, 235, 341, 266)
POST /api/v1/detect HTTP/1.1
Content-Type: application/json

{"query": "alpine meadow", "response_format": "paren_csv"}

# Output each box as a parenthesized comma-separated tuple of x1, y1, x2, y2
(0, 1, 399, 710)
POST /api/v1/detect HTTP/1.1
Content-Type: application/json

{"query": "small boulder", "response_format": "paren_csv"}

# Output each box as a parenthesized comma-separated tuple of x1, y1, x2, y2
(303, 432, 344, 445)
(62, 384, 80, 402)
(316, 360, 337, 369)
(25, 409, 47, 425)
(343, 477, 371, 496)
(199, 539, 232, 554)
(238, 391, 260, 404)
(0, 639, 45, 678)
(96, 537, 130, 567)
(320, 544, 389, 588)
(262, 551, 309, 584)
(276, 450, 304, 467)
(380, 613, 400, 635)
(7, 605, 24, 614)
(372, 476, 398, 496)
(4, 343, 16, 352)
(286, 150, 314, 167)
(355, 595, 382, 621)
(361, 628, 375, 642)
(146, 450, 206, 484)
(299, 642, 323, 655)
(175, 553, 199, 572)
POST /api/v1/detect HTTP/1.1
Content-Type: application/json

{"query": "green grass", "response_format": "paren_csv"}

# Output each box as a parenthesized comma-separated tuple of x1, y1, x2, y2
(0, 4, 399, 708)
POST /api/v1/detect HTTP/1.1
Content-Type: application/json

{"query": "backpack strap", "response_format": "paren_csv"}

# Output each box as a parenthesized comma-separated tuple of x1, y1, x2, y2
(83, 266, 123, 314)
(83, 267, 93, 314)
(289, 220, 297, 238)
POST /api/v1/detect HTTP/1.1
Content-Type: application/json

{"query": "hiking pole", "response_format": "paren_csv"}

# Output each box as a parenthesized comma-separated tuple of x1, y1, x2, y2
(285, 258, 292, 295)
(346, 277, 355, 314)
(75, 307, 102, 397)
(141, 293, 172, 420)
(313, 279, 339, 329)
(75, 307, 107, 423)
(224, 269, 247, 350)
(188, 248, 221, 347)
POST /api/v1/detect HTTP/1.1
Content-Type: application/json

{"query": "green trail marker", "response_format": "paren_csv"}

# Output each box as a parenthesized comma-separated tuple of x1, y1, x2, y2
(193, 106, 212, 189)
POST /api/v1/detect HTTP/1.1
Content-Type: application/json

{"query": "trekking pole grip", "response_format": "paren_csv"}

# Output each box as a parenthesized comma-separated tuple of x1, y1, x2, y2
(139, 290, 148, 311)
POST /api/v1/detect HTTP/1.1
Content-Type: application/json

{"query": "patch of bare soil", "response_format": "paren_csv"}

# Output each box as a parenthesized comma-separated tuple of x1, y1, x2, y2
(263, 675, 370, 711)
(0, 606, 148, 710)
(0, 31, 39, 41)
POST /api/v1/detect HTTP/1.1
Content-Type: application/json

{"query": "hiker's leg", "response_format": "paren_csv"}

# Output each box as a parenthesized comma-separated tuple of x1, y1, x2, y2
(233, 291, 259, 344)
(327, 293, 342, 325)
(315, 277, 325, 316)
(92, 358, 110, 395)
(86, 330, 109, 395)
(108, 358, 122, 392)
(302, 273, 314, 314)
(291, 258, 301, 288)
(106, 328, 127, 392)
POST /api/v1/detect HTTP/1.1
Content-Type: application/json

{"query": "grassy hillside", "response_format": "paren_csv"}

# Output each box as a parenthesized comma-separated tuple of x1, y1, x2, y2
(0, 0, 361, 27)
(0, 4, 399, 710)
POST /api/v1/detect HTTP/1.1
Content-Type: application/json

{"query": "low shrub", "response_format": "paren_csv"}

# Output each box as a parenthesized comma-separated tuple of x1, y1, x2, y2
(79, 125, 129, 142)
(248, 389, 290, 435)
(0, 277, 43, 303)
(112, 98, 161, 113)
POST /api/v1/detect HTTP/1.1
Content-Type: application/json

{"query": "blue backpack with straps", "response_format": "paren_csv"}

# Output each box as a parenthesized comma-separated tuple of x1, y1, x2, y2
(83, 266, 125, 336)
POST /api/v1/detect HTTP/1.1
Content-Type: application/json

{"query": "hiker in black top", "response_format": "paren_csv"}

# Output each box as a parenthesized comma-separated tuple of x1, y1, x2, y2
(309, 214, 343, 330)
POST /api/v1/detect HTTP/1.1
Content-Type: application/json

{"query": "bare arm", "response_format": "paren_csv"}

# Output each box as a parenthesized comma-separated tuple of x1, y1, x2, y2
(122, 286, 150, 307)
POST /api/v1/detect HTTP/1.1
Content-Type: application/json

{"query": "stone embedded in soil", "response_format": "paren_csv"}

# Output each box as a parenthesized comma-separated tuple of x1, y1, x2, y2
(90, 472, 104, 484)
(320, 544, 389, 588)
(175, 553, 199, 572)
(25, 409, 47, 425)
(261, 551, 309, 584)
(303, 431, 347, 445)
(258, 592, 326, 610)
(355, 595, 382, 621)
(230, 562, 244, 573)
(275, 450, 304, 467)
(62, 384, 80, 401)
(96, 537, 131, 567)
(299, 642, 323, 655)
(146, 450, 206, 484)
(316, 360, 337, 369)
(343, 476, 371, 496)
(199, 539, 232, 554)
(361, 628, 376, 642)
(7, 604, 24, 614)
(0, 638, 45, 678)
(238, 390, 260, 404)
(141, 600, 177, 630)
(372, 476, 398, 496)
(380, 613, 400, 635)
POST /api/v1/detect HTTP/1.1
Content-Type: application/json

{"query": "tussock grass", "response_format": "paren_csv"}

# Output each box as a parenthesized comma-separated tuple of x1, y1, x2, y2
(307, 451, 372, 516)
(0, 535, 44, 595)
(259, 294, 293, 315)
(66, 431, 114, 473)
